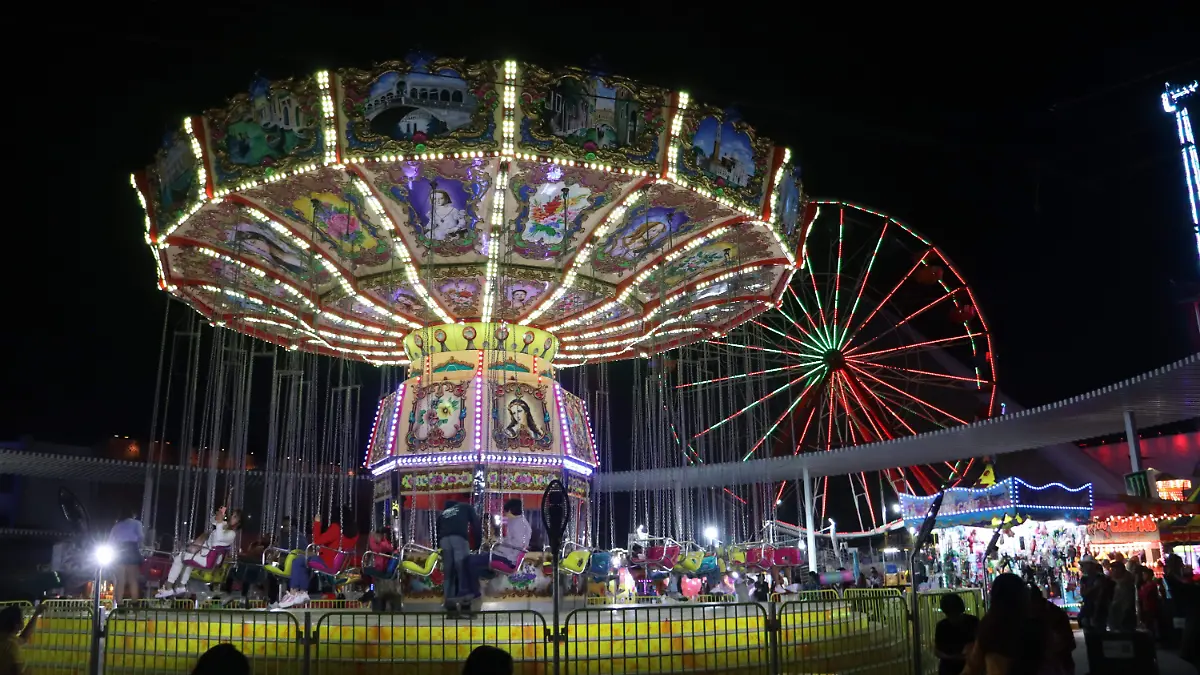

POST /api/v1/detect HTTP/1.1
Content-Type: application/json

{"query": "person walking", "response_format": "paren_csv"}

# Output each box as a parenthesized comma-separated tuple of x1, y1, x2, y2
(1079, 555, 1113, 632)
(934, 593, 980, 675)
(438, 496, 481, 615)
(109, 509, 145, 603)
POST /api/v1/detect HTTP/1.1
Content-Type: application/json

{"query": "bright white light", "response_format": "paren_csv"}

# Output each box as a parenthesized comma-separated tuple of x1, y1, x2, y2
(890, 503, 901, 513)
(882, 547, 900, 554)
(493, 514, 503, 526)
(828, 519, 835, 527)
(703, 526, 718, 542)
(95, 544, 116, 566)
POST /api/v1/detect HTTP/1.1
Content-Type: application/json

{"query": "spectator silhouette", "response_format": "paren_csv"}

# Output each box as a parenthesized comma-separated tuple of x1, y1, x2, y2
(462, 645, 513, 675)
(962, 573, 1049, 674)
(192, 644, 250, 675)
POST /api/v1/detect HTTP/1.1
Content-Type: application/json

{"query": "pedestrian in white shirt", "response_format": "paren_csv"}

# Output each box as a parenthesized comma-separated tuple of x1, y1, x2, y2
(156, 507, 242, 597)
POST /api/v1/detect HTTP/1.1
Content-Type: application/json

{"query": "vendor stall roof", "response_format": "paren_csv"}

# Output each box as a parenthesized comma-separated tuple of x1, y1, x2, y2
(900, 478, 1093, 529)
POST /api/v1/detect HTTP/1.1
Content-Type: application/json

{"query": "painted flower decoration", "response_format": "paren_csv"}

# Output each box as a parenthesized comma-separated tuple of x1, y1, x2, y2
(326, 211, 361, 241)
(436, 400, 457, 423)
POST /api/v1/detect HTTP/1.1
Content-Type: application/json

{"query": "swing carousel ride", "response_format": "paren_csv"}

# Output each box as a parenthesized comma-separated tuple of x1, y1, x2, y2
(120, 54, 994, 672)
(132, 53, 808, 586)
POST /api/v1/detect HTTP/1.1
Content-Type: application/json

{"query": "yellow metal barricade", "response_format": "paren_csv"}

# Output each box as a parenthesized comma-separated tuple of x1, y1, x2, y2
(312, 610, 547, 675)
(778, 596, 912, 674)
(104, 607, 302, 674)
(23, 600, 93, 674)
(563, 602, 770, 674)
(915, 589, 985, 674)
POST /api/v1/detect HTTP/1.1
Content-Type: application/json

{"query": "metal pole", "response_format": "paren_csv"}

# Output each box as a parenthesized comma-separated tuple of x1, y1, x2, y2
(909, 491, 946, 675)
(89, 565, 103, 675)
(1124, 411, 1143, 473)
(803, 464, 818, 571)
(552, 549, 561, 675)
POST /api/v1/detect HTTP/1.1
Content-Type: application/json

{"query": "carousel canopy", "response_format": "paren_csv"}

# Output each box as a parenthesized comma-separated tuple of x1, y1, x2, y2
(133, 56, 810, 366)
(596, 353, 1200, 491)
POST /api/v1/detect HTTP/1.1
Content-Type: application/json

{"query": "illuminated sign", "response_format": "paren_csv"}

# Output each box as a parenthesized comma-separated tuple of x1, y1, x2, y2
(1087, 516, 1160, 544)
(1162, 81, 1200, 268)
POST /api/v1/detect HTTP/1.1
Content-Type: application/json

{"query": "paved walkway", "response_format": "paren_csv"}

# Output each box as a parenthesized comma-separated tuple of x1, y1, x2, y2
(1073, 631, 1197, 674)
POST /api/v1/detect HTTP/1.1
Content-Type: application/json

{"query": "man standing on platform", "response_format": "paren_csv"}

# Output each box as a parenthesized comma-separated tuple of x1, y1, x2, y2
(438, 496, 481, 615)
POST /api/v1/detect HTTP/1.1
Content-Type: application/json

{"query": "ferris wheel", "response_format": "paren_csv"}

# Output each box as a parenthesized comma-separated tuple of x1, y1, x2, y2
(674, 200, 997, 533)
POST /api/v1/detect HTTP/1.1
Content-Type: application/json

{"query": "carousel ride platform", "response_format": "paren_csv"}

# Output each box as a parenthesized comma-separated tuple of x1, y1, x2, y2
(13, 596, 913, 674)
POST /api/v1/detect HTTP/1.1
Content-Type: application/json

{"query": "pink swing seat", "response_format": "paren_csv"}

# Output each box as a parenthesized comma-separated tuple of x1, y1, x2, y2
(184, 546, 231, 570)
(487, 541, 528, 574)
(307, 551, 348, 576)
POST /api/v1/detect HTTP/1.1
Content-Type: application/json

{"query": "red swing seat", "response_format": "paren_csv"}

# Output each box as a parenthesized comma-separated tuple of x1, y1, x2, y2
(645, 545, 681, 570)
(771, 547, 803, 567)
(744, 546, 776, 571)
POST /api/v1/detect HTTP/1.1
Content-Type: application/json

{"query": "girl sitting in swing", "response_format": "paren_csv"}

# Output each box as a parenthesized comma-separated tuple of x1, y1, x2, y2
(275, 514, 358, 608)
(156, 507, 242, 598)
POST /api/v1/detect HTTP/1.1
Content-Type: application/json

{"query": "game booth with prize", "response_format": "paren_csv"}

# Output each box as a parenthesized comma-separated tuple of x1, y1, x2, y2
(902, 477, 1093, 613)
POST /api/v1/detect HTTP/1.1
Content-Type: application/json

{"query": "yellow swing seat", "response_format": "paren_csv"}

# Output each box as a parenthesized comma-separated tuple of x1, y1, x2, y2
(401, 549, 441, 576)
(560, 549, 591, 575)
(678, 551, 706, 573)
(262, 549, 303, 578)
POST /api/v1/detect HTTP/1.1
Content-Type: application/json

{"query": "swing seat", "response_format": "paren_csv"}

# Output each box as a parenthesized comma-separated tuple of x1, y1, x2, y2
(307, 552, 347, 576)
(695, 555, 719, 576)
(588, 551, 613, 578)
(678, 551, 706, 573)
(771, 547, 803, 567)
(744, 547, 775, 570)
(642, 545, 681, 571)
(361, 551, 401, 580)
(262, 549, 302, 578)
(488, 545, 527, 575)
(184, 546, 231, 570)
(560, 549, 591, 575)
(400, 550, 440, 576)
(185, 546, 233, 585)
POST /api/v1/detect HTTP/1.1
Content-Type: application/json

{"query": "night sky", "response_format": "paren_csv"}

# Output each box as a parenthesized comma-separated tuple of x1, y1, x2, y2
(5, 17, 1198, 453)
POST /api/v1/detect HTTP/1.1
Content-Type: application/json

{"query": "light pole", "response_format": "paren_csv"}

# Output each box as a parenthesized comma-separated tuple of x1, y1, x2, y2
(90, 543, 115, 675)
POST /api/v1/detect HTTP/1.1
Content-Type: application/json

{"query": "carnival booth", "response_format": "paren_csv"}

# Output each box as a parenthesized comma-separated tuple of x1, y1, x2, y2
(901, 479, 1092, 610)
(1089, 485, 1200, 573)
(1086, 516, 1165, 566)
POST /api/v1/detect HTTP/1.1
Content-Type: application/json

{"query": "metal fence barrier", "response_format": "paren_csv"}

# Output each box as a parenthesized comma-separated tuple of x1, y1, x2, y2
(104, 607, 303, 674)
(312, 610, 547, 675)
(563, 602, 771, 674)
(778, 597, 911, 675)
(914, 588, 985, 675)
(23, 599, 94, 675)
(4, 590, 994, 674)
